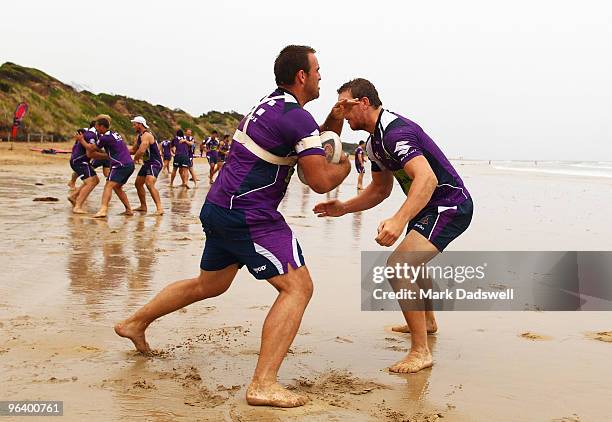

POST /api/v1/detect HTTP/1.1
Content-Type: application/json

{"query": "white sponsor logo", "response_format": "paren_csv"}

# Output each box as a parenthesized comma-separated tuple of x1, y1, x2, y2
(394, 141, 414, 158)
(253, 265, 267, 273)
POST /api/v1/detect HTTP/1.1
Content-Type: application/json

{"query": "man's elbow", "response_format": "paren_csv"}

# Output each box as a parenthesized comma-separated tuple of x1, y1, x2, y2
(308, 179, 332, 194)
(426, 173, 438, 193)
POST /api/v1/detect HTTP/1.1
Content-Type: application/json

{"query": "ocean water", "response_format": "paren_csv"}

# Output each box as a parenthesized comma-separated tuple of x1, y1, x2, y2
(491, 160, 612, 178)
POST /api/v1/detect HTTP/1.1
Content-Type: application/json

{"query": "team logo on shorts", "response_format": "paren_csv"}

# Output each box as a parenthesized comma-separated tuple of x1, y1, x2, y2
(253, 265, 267, 273)
(418, 215, 431, 225)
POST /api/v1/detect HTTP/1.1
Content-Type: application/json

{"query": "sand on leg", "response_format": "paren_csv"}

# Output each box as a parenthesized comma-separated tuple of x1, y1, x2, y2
(115, 265, 239, 353)
(246, 265, 313, 408)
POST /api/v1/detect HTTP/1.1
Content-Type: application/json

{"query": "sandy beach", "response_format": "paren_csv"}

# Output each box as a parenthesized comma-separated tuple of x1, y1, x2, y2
(1, 143, 611, 421)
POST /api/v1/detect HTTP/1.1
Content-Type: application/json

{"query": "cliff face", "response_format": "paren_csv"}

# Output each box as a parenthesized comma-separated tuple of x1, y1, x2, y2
(0, 62, 243, 141)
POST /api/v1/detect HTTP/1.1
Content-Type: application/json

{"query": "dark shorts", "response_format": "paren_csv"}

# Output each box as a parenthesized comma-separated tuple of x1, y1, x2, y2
(92, 159, 110, 169)
(199, 202, 305, 280)
(108, 163, 135, 185)
(173, 155, 190, 168)
(207, 152, 218, 165)
(407, 198, 473, 252)
(163, 154, 172, 161)
(70, 160, 96, 180)
(218, 153, 226, 163)
(189, 156, 194, 168)
(137, 163, 162, 178)
(355, 163, 365, 174)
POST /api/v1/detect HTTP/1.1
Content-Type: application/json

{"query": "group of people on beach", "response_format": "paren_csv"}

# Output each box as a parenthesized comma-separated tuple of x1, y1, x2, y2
(67, 116, 232, 217)
(109, 45, 474, 408)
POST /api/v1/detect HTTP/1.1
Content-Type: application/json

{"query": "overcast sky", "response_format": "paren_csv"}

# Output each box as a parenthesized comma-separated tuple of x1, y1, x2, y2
(1, 0, 610, 160)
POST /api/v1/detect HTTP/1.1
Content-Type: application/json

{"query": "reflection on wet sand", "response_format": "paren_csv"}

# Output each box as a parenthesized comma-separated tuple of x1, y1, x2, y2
(1, 162, 610, 421)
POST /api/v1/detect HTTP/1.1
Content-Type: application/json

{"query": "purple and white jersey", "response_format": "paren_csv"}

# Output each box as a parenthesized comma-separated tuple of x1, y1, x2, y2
(70, 127, 97, 163)
(186, 136, 196, 157)
(367, 109, 470, 208)
(206, 88, 325, 215)
(172, 136, 190, 157)
(161, 140, 172, 157)
(354, 146, 364, 165)
(96, 131, 134, 168)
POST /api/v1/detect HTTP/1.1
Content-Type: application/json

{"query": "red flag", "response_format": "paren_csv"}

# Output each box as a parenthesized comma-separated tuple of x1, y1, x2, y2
(11, 102, 28, 139)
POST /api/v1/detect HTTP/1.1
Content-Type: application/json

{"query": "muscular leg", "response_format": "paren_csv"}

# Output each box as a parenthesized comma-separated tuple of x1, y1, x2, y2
(93, 180, 115, 218)
(113, 184, 133, 215)
(68, 172, 78, 189)
(134, 176, 147, 212)
(246, 265, 313, 408)
(387, 230, 439, 374)
(170, 166, 178, 186)
(189, 166, 198, 186)
(115, 265, 239, 353)
(73, 176, 99, 214)
(145, 175, 163, 215)
(179, 167, 189, 188)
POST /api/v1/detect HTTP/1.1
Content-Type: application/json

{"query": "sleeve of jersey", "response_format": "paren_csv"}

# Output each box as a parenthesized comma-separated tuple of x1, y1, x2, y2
(386, 130, 423, 167)
(281, 108, 325, 158)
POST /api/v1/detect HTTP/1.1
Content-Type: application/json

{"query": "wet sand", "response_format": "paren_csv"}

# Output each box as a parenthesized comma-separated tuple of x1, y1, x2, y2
(0, 153, 611, 421)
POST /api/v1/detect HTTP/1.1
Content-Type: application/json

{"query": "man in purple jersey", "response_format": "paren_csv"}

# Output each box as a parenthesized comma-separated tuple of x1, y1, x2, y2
(115, 45, 355, 408)
(354, 140, 366, 190)
(185, 129, 199, 186)
(169, 129, 193, 188)
(131, 116, 164, 215)
(315, 78, 473, 374)
(160, 139, 172, 174)
(68, 126, 100, 213)
(86, 117, 135, 218)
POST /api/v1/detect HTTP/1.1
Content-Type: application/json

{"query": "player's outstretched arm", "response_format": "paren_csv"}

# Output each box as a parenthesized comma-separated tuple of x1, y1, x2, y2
(313, 169, 393, 217)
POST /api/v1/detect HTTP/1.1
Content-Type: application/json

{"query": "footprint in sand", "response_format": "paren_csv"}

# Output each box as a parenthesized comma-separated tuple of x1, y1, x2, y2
(519, 332, 552, 341)
(585, 331, 612, 343)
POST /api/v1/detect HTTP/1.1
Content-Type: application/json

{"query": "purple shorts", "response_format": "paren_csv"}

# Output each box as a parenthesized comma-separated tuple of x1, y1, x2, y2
(199, 201, 305, 280)
(70, 160, 96, 180)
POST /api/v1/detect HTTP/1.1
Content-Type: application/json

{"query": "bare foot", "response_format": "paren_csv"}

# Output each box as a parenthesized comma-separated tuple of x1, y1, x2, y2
(154, 209, 164, 216)
(93, 210, 108, 218)
(72, 207, 87, 214)
(133, 206, 147, 213)
(114, 320, 151, 354)
(391, 319, 438, 334)
(67, 195, 76, 205)
(181, 184, 190, 189)
(119, 210, 134, 216)
(389, 349, 433, 373)
(246, 382, 309, 408)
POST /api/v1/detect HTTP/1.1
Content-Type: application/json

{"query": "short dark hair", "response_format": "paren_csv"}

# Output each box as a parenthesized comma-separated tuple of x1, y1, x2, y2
(77, 128, 86, 135)
(274, 45, 316, 86)
(89, 120, 96, 128)
(359, 140, 365, 145)
(96, 118, 110, 129)
(337, 78, 382, 108)
(176, 129, 184, 137)
(212, 130, 218, 135)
